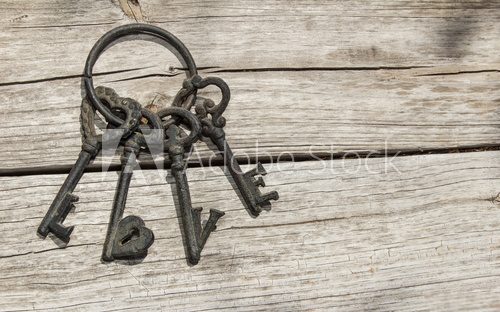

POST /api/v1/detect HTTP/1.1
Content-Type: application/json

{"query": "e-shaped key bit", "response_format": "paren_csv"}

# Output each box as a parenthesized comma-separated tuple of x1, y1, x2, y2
(206, 124, 279, 217)
(159, 107, 224, 265)
(37, 87, 142, 243)
(173, 75, 279, 217)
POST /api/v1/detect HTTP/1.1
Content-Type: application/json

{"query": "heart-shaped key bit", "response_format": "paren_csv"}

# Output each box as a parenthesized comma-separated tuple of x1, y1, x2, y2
(111, 215, 154, 260)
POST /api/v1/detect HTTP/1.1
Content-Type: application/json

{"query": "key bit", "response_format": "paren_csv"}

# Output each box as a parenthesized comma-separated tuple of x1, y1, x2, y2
(111, 215, 154, 260)
(200, 209, 225, 250)
(244, 162, 279, 209)
(245, 162, 267, 177)
(39, 192, 79, 242)
(256, 190, 280, 206)
(101, 110, 163, 262)
(159, 107, 224, 265)
(210, 131, 279, 217)
(37, 146, 96, 243)
(169, 128, 224, 265)
(254, 177, 265, 187)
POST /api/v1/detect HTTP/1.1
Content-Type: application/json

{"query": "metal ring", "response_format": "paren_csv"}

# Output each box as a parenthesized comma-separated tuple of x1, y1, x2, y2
(84, 23, 198, 126)
(130, 108, 164, 149)
(157, 107, 201, 148)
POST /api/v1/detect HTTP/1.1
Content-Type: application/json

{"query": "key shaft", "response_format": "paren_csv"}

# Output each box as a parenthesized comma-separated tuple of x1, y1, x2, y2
(101, 146, 135, 261)
(101, 133, 155, 262)
(167, 125, 224, 265)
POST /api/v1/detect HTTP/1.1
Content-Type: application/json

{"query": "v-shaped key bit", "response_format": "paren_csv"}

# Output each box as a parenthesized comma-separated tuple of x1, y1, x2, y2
(159, 108, 225, 265)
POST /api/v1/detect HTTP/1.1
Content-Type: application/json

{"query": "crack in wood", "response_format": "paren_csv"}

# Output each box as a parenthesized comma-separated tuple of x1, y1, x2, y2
(416, 69, 500, 77)
(105, 72, 182, 83)
(10, 21, 119, 29)
(108, 66, 436, 82)
(2, 65, 498, 86)
(0, 143, 498, 177)
(0, 66, 153, 87)
(0, 242, 100, 260)
(207, 65, 432, 73)
(116, 0, 146, 22)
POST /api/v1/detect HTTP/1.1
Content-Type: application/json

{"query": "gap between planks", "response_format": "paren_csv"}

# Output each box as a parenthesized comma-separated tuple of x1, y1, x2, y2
(1, 66, 498, 172)
(1, 144, 499, 177)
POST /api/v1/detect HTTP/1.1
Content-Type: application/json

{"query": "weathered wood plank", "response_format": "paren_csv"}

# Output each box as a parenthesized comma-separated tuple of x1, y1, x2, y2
(0, 151, 499, 311)
(0, 0, 499, 83)
(0, 67, 498, 170)
(1, 0, 498, 171)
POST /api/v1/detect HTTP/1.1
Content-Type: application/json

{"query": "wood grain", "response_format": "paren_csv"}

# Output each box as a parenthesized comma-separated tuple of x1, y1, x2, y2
(0, 0, 498, 83)
(0, 1, 499, 311)
(0, 151, 499, 311)
(0, 68, 499, 170)
(0, 0, 498, 171)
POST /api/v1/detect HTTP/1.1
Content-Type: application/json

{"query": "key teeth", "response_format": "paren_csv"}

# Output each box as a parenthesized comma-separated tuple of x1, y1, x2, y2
(207, 209, 225, 231)
(257, 191, 279, 204)
(69, 193, 79, 203)
(68, 196, 78, 213)
(197, 209, 225, 258)
(63, 226, 75, 242)
(256, 162, 267, 175)
(49, 224, 74, 243)
(209, 209, 225, 220)
(248, 205, 262, 217)
(254, 177, 265, 187)
(245, 162, 267, 177)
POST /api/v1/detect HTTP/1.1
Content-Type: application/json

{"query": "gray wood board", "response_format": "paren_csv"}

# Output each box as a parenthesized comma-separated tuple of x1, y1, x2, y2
(1, 68, 498, 170)
(0, 151, 499, 311)
(1, 0, 499, 83)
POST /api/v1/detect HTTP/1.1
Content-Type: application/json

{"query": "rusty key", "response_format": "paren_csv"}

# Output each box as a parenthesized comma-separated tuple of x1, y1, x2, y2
(159, 107, 225, 265)
(101, 108, 162, 261)
(38, 87, 142, 243)
(172, 75, 279, 217)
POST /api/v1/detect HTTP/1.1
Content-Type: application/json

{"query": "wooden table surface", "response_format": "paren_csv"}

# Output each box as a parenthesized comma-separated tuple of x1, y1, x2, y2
(0, 1, 499, 311)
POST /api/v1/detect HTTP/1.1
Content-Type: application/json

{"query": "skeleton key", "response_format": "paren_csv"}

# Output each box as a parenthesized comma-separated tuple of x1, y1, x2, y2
(174, 75, 279, 217)
(159, 107, 224, 265)
(209, 128, 279, 217)
(37, 87, 142, 243)
(101, 109, 162, 261)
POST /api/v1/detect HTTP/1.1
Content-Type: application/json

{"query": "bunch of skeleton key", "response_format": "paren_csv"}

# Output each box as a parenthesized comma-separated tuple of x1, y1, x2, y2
(37, 24, 278, 265)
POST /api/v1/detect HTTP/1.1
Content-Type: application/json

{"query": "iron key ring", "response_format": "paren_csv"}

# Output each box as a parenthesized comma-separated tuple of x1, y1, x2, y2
(84, 23, 198, 126)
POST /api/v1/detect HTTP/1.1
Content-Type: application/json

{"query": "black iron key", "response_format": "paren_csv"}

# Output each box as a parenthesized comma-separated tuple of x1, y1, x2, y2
(210, 129, 279, 217)
(38, 87, 141, 243)
(101, 135, 153, 261)
(101, 109, 162, 261)
(159, 107, 224, 265)
(174, 75, 279, 217)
